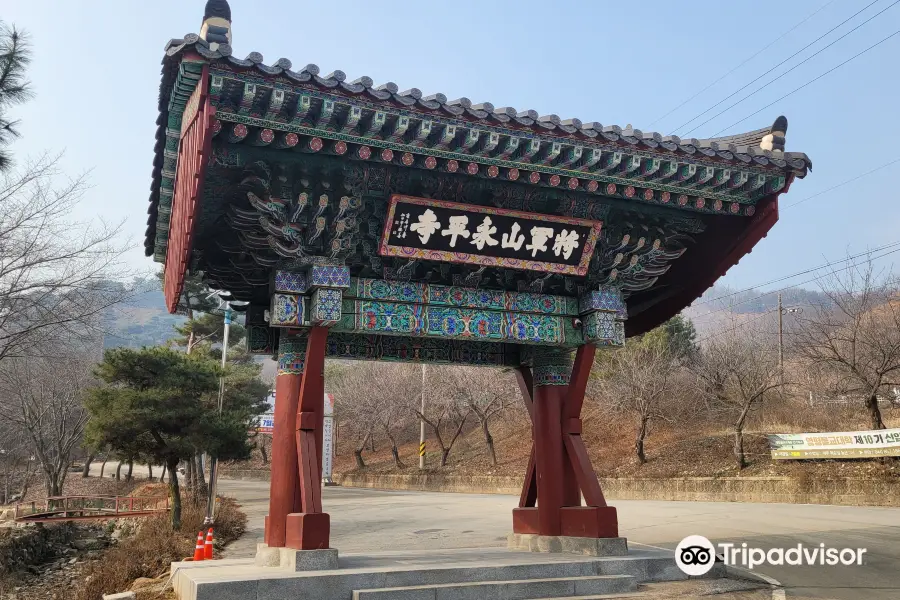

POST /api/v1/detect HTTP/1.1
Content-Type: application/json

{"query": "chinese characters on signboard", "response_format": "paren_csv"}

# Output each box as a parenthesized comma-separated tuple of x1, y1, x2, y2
(768, 427, 900, 459)
(380, 195, 601, 276)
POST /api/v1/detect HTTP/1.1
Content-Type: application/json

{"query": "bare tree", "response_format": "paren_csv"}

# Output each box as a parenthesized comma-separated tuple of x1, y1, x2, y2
(376, 367, 417, 469)
(438, 366, 515, 466)
(599, 343, 679, 464)
(0, 154, 132, 365)
(331, 361, 382, 469)
(330, 362, 420, 469)
(0, 340, 98, 496)
(418, 367, 471, 467)
(794, 260, 900, 430)
(0, 423, 36, 503)
(693, 321, 780, 469)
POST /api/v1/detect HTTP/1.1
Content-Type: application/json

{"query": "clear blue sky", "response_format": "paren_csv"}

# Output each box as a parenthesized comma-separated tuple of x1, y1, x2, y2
(5, 0, 899, 291)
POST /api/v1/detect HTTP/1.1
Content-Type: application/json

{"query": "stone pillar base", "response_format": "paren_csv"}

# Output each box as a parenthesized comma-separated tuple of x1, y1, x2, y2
(255, 543, 339, 571)
(508, 533, 628, 556)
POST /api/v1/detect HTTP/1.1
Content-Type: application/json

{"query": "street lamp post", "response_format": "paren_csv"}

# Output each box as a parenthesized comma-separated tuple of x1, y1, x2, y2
(204, 298, 246, 525)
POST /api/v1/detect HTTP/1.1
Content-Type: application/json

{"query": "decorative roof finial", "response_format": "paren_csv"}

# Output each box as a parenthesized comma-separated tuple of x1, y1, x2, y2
(200, 0, 232, 50)
(760, 116, 788, 152)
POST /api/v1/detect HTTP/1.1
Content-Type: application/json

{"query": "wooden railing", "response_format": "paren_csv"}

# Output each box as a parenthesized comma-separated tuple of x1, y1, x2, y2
(14, 495, 169, 522)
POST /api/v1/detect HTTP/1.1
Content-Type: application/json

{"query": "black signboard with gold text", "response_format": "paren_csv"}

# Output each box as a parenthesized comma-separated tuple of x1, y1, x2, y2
(379, 195, 602, 276)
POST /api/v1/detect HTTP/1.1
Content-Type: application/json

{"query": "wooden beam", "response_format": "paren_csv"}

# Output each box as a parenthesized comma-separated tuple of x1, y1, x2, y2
(563, 434, 607, 507)
(515, 366, 534, 420)
(564, 345, 596, 419)
(295, 327, 329, 513)
(519, 447, 537, 508)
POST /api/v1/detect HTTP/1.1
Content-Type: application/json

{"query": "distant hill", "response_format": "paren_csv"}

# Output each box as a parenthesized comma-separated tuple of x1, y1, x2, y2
(102, 280, 185, 349)
(684, 285, 828, 337)
(690, 286, 829, 314)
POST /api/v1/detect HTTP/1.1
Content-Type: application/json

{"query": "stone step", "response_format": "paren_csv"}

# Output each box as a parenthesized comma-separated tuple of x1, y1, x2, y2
(352, 574, 637, 600)
(172, 547, 693, 600)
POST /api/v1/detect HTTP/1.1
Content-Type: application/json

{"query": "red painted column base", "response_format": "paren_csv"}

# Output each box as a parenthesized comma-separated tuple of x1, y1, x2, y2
(513, 506, 618, 538)
(560, 506, 618, 538)
(512, 507, 539, 534)
(513, 346, 620, 540)
(285, 512, 330, 550)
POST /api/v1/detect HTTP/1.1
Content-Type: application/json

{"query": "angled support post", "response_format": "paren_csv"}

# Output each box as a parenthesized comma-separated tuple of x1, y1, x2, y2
(515, 367, 537, 509)
(285, 326, 330, 550)
(283, 265, 349, 551)
(512, 287, 626, 541)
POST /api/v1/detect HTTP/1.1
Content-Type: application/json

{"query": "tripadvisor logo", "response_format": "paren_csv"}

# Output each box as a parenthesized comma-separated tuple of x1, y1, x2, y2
(675, 535, 868, 574)
(675, 535, 717, 576)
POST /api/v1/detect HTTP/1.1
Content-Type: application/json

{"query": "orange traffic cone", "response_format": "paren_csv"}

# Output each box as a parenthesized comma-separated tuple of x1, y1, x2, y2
(192, 531, 205, 561)
(204, 528, 214, 560)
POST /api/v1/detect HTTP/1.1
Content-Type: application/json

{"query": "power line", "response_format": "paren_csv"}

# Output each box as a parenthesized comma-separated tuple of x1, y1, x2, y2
(691, 245, 900, 322)
(646, 0, 835, 129)
(709, 28, 900, 136)
(671, 0, 882, 135)
(687, 0, 900, 137)
(783, 158, 900, 209)
(697, 248, 900, 318)
(691, 240, 900, 311)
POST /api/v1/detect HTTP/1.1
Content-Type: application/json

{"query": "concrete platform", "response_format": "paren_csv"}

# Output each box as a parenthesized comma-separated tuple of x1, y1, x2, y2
(172, 546, 722, 600)
(508, 533, 629, 556)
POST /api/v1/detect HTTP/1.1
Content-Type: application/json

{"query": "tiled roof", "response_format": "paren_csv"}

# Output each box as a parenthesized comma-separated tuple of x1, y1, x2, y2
(145, 34, 812, 257)
(173, 35, 812, 167)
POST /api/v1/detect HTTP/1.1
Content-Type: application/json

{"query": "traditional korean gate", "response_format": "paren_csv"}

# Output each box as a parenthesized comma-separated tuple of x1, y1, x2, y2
(260, 270, 627, 550)
(146, 0, 810, 555)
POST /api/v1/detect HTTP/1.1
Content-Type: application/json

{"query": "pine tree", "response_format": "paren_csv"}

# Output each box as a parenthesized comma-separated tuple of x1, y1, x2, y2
(85, 347, 262, 529)
(171, 312, 246, 354)
(0, 22, 33, 170)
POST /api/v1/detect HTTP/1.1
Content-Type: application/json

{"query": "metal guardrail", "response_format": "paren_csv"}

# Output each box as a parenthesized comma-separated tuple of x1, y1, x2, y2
(14, 495, 170, 522)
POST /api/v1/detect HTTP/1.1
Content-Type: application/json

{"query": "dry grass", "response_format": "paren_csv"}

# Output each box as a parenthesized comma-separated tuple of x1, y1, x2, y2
(73, 496, 246, 600)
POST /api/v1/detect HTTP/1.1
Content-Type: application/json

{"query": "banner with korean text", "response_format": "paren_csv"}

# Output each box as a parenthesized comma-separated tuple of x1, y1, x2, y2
(322, 393, 335, 484)
(256, 414, 275, 435)
(768, 428, 900, 459)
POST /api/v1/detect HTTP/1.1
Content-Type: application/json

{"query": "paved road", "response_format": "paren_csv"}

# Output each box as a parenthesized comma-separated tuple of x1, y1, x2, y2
(88, 461, 159, 479)
(218, 479, 900, 600)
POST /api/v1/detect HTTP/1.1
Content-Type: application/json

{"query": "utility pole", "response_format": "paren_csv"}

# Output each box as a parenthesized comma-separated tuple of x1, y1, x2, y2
(419, 364, 426, 470)
(777, 294, 801, 397)
(778, 293, 784, 392)
(205, 303, 232, 525)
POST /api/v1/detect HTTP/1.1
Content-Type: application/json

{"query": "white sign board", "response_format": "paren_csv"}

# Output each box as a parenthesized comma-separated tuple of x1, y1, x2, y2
(254, 394, 335, 483)
(768, 427, 900, 459)
(322, 393, 335, 483)
(256, 414, 275, 435)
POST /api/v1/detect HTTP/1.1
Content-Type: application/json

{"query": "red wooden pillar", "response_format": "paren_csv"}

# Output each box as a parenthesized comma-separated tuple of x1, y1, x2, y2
(286, 326, 330, 550)
(533, 381, 566, 535)
(512, 345, 619, 539)
(265, 333, 307, 547)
